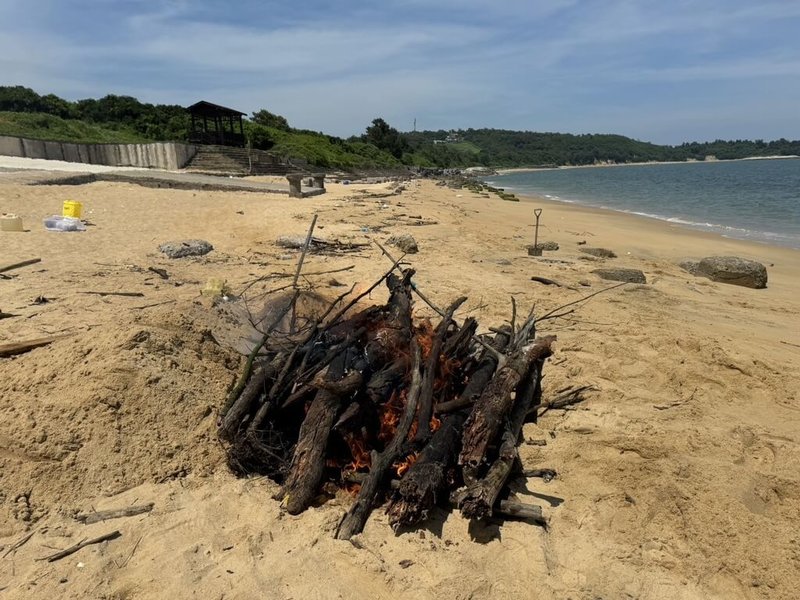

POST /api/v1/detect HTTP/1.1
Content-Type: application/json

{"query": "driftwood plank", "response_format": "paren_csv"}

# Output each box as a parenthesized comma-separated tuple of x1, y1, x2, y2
(0, 335, 71, 358)
(75, 503, 154, 525)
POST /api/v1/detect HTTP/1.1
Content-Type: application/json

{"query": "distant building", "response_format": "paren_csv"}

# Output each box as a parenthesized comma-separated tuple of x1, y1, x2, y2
(187, 101, 246, 147)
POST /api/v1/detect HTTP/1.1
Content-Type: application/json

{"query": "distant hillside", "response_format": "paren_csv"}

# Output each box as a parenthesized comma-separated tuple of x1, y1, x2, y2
(0, 111, 150, 144)
(0, 86, 404, 170)
(2, 85, 799, 170)
(404, 129, 800, 168)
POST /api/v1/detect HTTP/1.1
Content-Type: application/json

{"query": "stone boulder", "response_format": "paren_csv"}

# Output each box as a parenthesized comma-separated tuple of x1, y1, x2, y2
(579, 247, 617, 259)
(158, 239, 213, 259)
(387, 234, 419, 254)
(592, 268, 646, 284)
(678, 259, 701, 276)
(696, 256, 768, 289)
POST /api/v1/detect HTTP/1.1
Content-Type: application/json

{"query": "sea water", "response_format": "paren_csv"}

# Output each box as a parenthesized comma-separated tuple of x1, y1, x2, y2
(485, 159, 800, 249)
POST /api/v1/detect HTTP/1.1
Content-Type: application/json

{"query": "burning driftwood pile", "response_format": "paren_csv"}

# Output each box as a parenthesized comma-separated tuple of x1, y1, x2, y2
(219, 263, 568, 540)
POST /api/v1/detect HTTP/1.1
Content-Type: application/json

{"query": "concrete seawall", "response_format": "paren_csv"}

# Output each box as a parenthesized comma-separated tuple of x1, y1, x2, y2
(0, 135, 196, 170)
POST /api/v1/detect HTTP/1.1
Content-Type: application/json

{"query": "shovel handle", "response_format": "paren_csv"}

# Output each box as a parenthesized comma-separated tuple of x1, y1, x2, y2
(534, 208, 543, 219)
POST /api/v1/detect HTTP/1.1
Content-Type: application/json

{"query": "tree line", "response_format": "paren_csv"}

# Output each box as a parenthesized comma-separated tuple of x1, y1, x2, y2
(2, 86, 799, 169)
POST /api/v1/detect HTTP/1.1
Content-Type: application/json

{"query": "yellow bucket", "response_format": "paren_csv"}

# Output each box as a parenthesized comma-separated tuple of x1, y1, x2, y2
(62, 200, 82, 219)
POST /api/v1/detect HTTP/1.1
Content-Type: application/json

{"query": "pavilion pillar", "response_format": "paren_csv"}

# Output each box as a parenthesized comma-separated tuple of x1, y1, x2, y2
(286, 174, 304, 198)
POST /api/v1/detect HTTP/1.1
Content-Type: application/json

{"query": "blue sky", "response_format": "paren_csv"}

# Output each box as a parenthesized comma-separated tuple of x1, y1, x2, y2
(2, 0, 799, 143)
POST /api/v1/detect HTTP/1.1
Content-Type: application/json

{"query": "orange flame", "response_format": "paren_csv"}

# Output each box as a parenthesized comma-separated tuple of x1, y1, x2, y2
(378, 390, 405, 443)
(394, 452, 419, 477)
(343, 432, 371, 472)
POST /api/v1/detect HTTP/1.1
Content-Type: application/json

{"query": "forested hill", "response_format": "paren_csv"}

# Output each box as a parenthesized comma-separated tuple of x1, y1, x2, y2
(404, 129, 800, 167)
(2, 85, 799, 169)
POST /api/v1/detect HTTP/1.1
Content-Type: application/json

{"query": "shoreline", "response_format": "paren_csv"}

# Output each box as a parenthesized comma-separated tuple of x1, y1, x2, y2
(513, 190, 800, 258)
(511, 191, 800, 252)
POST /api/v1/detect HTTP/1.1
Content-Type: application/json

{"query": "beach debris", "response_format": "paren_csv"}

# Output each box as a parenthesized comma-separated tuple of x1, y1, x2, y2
(40, 530, 122, 563)
(218, 260, 581, 540)
(0, 257, 42, 276)
(276, 235, 367, 254)
(43, 215, 86, 232)
(75, 502, 154, 525)
(387, 234, 419, 254)
(579, 247, 617, 259)
(530, 276, 577, 290)
(81, 291, 145, 297)
(695, 256, 768, 289)
(1, 213, 24, 232)
(591, 268, 646, 284)
(158, 239, 213, 259)
(148, 266, 169, 280)
(0, 334, 72, 358)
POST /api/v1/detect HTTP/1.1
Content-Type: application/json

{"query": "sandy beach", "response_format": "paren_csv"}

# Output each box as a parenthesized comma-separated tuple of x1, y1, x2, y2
(1, 174, 799, 599)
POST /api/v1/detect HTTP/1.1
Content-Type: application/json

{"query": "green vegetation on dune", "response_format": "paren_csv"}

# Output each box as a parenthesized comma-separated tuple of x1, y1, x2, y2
(2, 85, 799, 170)
(0, 111, 150, 144)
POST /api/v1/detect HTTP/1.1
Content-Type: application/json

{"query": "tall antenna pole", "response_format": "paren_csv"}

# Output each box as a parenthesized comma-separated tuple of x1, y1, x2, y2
(413, 118, 416, 132)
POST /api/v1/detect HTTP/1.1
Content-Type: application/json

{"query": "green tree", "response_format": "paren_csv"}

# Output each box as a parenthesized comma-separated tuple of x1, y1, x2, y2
(363, 118, 408, 159)
(251, 109, 290, 131)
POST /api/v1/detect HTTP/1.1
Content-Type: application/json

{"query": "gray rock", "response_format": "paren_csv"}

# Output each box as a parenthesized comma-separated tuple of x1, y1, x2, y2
(529, 241, 559, 251)
(696, 256, 768, 289)
(158, 239, 213, 259)
(592, 268, 646, 284)
(388, 234, 419, 254)
(579, 247, 617, 258)
(678, 260, 701, 276)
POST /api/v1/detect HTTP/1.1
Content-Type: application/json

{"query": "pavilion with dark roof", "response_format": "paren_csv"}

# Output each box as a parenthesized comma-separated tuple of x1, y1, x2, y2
(187, 101, 246, 147)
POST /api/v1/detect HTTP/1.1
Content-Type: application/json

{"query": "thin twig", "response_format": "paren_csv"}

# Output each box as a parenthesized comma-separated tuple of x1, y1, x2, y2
(2, 529, 36, 558)
(40, 530, 122, 562)
(537, 282, 627, 322)
(292, 214, 318, 289)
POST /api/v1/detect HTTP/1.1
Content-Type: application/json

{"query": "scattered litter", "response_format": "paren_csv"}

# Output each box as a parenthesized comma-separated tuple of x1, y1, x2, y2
(43, 216, 86, 232)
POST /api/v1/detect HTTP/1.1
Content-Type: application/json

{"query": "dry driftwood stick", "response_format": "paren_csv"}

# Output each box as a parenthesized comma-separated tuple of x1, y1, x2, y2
(219, 359, 272, 439)
(147, 267, 169, 280)
(292, 214, 318, 289)
(278, 351, 358, 515)
(0, 335, 71, 358)
(535, 385, 594, 416)
(336, 341, 423, 540)
(387, 409, 468, 528)
(435, 329, 511, 415)
(494, 499, 547, 525)
(522, 468, 557, 481)
(222, 290, 299, 417)
(76, 503, 154, 525)
(530, 276, 577, 290)
(537, 282, 627, 322)
(80, 291, 145, 297)
(2, 529, 37, 558)
(459, 336, 556, 468)
(374, 240, 506, 365)
(373, 240, 446, 318)
(0, 258, 41, 275)
(348, 474, 547, 526)
(459, 347, 551, 521)
(414, 296, 467, 444)
(41, 530, 122, 562)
